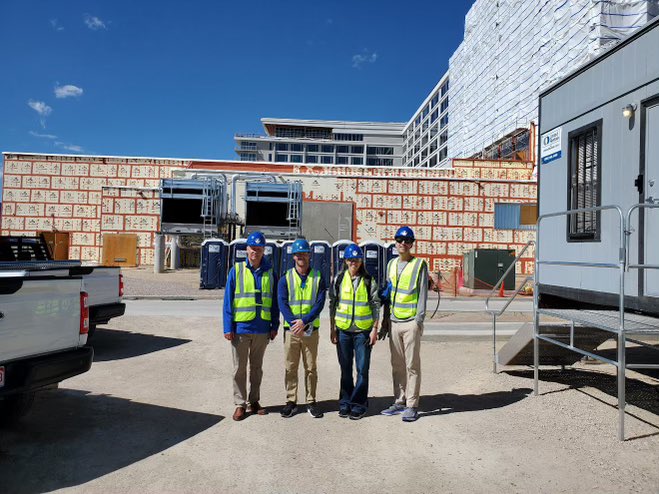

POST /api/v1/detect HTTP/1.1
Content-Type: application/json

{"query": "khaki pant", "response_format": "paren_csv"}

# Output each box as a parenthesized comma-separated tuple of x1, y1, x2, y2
(231, 333, 270, 407)
(284, 329, 319, 404)
(389, 320, 423, 408)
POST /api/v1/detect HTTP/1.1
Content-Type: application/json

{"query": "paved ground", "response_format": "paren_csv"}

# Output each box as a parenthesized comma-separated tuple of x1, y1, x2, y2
(1, 300, 658, 493)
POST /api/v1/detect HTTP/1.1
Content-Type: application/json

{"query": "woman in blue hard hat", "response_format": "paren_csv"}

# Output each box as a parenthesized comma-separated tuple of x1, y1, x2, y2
(329, 243, 380, 420)
(223, 231, 280, 421)
(277, 238, 327, 419)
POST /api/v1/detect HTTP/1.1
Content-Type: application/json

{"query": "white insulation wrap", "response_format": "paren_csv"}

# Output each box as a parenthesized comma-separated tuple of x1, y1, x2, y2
(447, 0, 659, 159)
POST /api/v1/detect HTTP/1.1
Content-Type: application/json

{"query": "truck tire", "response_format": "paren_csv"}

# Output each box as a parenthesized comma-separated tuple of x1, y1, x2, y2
(0, 392, 35, 426)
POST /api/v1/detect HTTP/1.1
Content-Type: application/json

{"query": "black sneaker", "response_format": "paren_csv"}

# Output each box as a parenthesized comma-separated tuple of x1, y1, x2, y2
(349, 409, 366, 420)
(280, 402, 298, 418)
(338, 407, 350, 418)
(307, 403, 324, 418)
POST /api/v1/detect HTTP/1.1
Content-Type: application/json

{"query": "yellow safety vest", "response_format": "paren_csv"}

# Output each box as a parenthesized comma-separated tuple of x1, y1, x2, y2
(335, 273, 374, 331)
(284, 268, 321, 329)
(233, 262, 273, 322)
(388, 257, 424, 320)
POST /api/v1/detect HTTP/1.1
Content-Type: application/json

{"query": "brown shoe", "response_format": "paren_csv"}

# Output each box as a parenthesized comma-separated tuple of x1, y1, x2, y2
(232, 406, 246, 421)
(247, 402, 267, 415)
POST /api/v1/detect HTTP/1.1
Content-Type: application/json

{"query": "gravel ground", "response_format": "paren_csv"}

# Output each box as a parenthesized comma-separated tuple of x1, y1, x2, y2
(1, 302, 657, 493)
(122, 267, 221, 299)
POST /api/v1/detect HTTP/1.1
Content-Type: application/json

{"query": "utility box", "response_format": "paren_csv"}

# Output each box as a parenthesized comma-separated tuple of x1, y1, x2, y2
(244, 182, 302, 240)
(463, 249, 516, 290)
(200, 239, 228, 289)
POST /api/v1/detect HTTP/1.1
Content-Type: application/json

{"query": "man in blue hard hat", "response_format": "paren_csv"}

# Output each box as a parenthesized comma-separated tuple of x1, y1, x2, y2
(223, 231, 280, 421)
(380, 226, 428, 422)
(277, 238, 327, 418)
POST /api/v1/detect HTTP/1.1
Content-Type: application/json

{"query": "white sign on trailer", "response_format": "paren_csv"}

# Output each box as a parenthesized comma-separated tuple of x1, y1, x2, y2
(541, 127, 562, 164)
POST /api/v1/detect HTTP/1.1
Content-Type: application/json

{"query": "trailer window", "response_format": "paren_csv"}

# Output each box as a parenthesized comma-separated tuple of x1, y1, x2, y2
(568, 121, 601, 241)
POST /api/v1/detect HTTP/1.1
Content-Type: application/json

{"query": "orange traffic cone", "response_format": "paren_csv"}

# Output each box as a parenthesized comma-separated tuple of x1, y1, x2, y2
(499, 282, 505, 298)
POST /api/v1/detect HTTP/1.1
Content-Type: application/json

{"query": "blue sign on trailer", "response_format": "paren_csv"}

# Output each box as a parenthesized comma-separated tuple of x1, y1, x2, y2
(200, 239, 229, 289)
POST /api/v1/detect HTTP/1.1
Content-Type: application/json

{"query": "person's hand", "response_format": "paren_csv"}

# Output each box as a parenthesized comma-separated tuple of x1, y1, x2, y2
(269, 330, 278, 341)
(224, 332, 235, 341)
(330, 328, 338, 345)
(291, 319, 305, 336)
(369, 328, 378, 347)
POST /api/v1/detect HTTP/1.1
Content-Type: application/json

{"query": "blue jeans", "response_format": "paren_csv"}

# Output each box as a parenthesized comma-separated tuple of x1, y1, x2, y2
(337, 330, 372, 414)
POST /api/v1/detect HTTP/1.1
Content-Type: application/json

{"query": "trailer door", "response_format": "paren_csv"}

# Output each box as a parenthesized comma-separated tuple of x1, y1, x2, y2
(644, 101, 659, 298)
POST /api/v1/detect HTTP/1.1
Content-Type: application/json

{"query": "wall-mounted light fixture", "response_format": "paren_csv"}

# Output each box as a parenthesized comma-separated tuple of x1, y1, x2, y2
(622, 103, 637, 119)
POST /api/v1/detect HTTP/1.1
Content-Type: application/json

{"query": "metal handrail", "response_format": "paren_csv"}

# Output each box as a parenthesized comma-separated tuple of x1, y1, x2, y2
(485, 240, 535, 373)
(625, 202, 659, 271)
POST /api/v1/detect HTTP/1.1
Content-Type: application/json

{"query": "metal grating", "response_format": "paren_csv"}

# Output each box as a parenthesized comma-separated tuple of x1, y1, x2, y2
(537, 309, 659, 335)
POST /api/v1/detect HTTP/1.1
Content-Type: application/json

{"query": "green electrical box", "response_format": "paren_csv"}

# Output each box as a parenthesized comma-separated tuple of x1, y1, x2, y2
(463, 249, 516, 290)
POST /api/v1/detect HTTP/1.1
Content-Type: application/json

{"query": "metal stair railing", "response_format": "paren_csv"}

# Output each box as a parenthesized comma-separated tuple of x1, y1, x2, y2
(485, 240, 535, 373)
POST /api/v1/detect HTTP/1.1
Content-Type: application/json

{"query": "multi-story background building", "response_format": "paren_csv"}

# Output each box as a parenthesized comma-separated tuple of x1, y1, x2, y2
(235, 118, 405, 167)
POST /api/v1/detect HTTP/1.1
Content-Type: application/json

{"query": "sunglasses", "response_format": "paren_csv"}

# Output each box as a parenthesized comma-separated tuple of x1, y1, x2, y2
(395, 238, 414, 245)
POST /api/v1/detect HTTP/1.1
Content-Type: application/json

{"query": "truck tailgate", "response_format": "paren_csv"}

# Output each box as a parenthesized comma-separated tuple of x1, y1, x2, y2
(76, 267, 121, 307)
(0, 275, 83, 363)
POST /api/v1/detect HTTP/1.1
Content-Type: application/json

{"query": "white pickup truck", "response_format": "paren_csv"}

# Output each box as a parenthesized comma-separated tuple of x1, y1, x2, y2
(0, 266, 93, 423)
(0, 236, 125, 336)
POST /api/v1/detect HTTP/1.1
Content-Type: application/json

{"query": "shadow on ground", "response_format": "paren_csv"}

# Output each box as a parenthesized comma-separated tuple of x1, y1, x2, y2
(278, 388, 533, 419)
(0, 389, 222, 493)
(90, 328, 191, 362)
(506, 367, 659, 416)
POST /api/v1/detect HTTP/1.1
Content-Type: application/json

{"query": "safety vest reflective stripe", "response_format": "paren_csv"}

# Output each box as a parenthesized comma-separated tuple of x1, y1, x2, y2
(335, 274, 374, 331)
(388, 257, 424, 319)
(284, 268, 321, 328)
(233, 262, 273, 322)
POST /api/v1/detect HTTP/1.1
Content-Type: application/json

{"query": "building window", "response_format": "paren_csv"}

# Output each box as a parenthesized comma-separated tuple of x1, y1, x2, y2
(337, 145, 349, 153)
(438, 147, 448, 161)
(351, 157, 363, 165)
(367, 146, 394, 155)
(351, 145, 364, 154)
(441, 97, 449, 113)
(276, 143, 288, 151)
(290, 154, 303, 163)
(240, 153, 257, 161)
(367, 157, 393, 166)
(440, 115, 449, 129)
(321, 155, 333, 164)
(431, 109, 438, 123)
(568, 121, 602, 241)
(335, 133, 363, 141)
(431, 93, 439, 108)
(275, 154, 288, 163)
(306, 155, 318, 164)
(440, 130, 448, 145)
(291, 143, 303, 152)
(429, 155, 438, 167)
(307, 144, 318, 152)
(336, 156, 348, 164)
(495, 203, 537, 230)
(321, 145, 334, 153)
(422, 106, 429, 118)
(441, 80, 449, 96)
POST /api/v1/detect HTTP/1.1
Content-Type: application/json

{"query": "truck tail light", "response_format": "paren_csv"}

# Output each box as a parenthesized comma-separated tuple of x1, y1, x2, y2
(80, 291, 89, 335)
(119, 273, 124, 297)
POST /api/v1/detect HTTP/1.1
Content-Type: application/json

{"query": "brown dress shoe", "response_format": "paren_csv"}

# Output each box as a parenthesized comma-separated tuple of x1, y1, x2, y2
(247, 402, 267, 415)
(233, 406, 246, 421)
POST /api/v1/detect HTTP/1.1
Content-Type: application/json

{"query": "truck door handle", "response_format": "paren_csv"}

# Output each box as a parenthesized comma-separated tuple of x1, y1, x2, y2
(0, 312, 4, 320)
(634, 174, 644, 194)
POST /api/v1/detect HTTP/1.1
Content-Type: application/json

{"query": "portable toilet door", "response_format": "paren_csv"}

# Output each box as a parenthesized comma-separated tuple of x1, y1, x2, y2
(200, 239, 229, 289)
(360, 240, 385, 288)
(264, 241, 281, 276)
(310, 240, 331, 286)
(332, 240, 355, 278)
(279, 240, 295, 278)
(385, 241, 399, 273)
(229, 239, 248, 268)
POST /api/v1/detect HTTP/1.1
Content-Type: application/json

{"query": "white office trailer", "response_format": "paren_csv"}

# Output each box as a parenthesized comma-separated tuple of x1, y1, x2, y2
(534, 16, 659, 440)
(538, 15, 659, 315)
(448, 0, 659, 159)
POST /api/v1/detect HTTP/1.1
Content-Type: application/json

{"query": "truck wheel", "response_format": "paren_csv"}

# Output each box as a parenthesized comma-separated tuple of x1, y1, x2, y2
(0, 392, 36, 426)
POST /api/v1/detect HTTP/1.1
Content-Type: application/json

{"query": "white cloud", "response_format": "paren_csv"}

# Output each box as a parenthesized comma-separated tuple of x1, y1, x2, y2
(50, 19, 64, 31)
(29, 131, 58, 140)
(55, 84, 83, 98)
(27, 99, 53, 127)
(352, 49, 378, 68)
(84, 14, 107, 30)
(55, 142, 84, 153)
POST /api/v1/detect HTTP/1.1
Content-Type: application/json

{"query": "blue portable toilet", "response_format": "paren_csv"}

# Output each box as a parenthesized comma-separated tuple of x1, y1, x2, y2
(332, 240, 355, 278)
(384, 241, 399, 277)
(229, 238, 248, 267)
(200, 239, 229, 289)
(360, 240, 386, 288)
(279, 240, 295, 278)
(264, 241, 281, 277)
(310, 240, 331, 286)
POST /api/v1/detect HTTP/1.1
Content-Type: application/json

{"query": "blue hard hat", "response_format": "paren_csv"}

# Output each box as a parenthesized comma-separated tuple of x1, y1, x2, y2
(343, 243, 363, 260)
(291, 239, 311, 254)
(395, 226, 415, 241)
(246, 231, 266, 247)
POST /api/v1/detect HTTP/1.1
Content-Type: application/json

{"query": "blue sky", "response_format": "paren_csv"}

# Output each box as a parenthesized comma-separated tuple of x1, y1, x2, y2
(1, 0, 473, 161)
